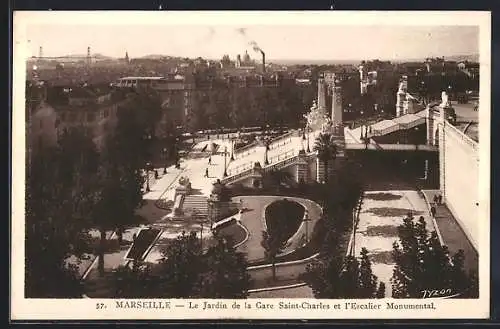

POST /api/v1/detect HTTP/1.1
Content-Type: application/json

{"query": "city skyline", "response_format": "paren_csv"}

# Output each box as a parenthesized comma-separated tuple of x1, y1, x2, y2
(16, 12, 480, 62)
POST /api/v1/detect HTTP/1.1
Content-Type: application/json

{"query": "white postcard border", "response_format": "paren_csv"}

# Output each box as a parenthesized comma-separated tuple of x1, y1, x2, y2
(11, 11, 491, 320)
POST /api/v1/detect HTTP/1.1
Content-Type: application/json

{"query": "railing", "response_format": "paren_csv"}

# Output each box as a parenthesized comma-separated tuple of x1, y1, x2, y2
(370, 110, 427, 138)
(234, 145, 258, 159)
(268, 137, 293, 151)
(345, 143, 438, 151)
(227, 162, 254, 176)
(268, 131, 295, 149)
(222, 147, 316, 185)
(263, 155, 300, 173)
(268, 149, 296, 165)
(220, 167, 254, 185)
(234, 141, 259, 156)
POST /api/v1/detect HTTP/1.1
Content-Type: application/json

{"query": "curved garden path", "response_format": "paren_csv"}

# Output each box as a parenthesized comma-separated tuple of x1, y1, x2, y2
(232, 196, 322, 263)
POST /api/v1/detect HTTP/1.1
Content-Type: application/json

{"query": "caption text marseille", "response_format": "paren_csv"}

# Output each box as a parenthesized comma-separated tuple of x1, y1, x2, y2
(114, 300, 437, 311)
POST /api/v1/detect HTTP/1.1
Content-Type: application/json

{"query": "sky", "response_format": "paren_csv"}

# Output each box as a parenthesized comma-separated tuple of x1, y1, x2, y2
(18, 12, 481, 62)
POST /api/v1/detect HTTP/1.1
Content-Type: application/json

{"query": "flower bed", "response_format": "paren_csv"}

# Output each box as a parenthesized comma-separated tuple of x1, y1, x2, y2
(214, 219, 247, 248)
(265, 199, 304, 246)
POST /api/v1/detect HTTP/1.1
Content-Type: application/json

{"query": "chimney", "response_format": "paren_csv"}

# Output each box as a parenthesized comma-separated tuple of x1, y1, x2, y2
(260, 50, 265, 73)
(87, 46, 91, 65)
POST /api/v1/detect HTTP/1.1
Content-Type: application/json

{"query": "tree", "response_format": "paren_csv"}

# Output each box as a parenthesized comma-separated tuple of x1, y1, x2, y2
(25, 128, 99, 297)
(91, 106, 145, 276)
(391, 215, 477, 298)
(376, 282, 386, 298)
(261, 230, 287, 281)
(304, 241, 380, 298)
(358, 247, 378, 298)
(304, 254, 345, 298)
(313, 133, 338, 183)
(111, 263, 158, 298)
(198, 237, 251, 298)
(155, 231, 204, 298)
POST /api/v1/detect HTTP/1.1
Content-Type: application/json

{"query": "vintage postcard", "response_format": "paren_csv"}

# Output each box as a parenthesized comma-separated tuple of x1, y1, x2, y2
(11, 11, 491, 320)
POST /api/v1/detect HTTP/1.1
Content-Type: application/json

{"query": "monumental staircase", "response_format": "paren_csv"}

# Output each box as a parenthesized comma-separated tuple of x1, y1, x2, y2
(182, 195, 209, 219)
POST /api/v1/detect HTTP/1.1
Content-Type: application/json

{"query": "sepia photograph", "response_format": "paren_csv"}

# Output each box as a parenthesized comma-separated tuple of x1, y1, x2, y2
(12, 11, 490, 320)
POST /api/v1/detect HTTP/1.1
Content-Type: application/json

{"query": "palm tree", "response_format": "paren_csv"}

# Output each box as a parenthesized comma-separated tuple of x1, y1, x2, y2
(313, 133, 338, 183)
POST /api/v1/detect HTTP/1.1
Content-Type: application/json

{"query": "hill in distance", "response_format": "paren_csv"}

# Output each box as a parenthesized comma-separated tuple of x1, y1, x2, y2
(268, 54, 480, 66)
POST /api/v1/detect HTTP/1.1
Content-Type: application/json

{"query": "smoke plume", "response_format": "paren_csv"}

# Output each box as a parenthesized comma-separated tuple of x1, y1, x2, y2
(236, 28, 263, 54)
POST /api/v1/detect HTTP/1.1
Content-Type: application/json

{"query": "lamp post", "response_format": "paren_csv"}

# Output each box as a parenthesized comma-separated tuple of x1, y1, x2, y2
(162, 147, 167, 174)
(230, 138, 235, 161)
(361, 126, 370, 150)
(223, 146, 228, 177)
(174, 136, 180, 169)
(420, 81, 426, 105)
(306, 124, 311, 153)
(264, 138, 269, 165)
(200, 221, 204, 251)
(145, 162, 151, 192)
(351, 200, 363, 257)
(304, 209, 310, 244)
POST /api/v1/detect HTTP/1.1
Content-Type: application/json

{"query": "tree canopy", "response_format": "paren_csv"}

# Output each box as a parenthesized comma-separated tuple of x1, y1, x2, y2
(391, 215, 478, 298)
(25, 128, 99, 297)
(111, 232, 251, 298)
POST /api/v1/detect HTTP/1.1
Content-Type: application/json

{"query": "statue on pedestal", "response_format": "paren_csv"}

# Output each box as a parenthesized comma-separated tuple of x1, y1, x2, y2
(321, 115, 333, 134)
(440, 91, 450, 108)
(304, 100, 328, 131)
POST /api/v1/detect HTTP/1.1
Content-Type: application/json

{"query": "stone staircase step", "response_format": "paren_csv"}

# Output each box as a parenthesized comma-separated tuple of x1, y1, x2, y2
(182, 196, 209, 214)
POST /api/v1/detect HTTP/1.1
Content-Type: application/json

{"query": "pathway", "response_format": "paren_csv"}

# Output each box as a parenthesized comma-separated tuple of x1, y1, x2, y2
(354, 190, 436, 298)
(249, 284, 315, 298)
(235, 196, 322, 263)
(422, 190, 478, 275)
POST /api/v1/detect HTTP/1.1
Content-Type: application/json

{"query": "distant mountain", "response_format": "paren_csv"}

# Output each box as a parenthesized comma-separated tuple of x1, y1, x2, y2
(270, 54, 479, 66)
(56, 53, 113, 59)
(392, 54, 480, 63)
(136, 54, 178, 60)
(268, 59, 359, 66)
(443, 54, 479, 62)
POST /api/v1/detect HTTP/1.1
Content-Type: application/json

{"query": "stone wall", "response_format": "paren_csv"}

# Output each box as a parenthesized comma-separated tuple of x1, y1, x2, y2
(440, 121, 480, 250)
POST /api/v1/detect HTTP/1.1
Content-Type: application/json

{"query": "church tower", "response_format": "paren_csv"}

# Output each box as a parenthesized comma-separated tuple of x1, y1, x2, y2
(125, 51, 130, 64)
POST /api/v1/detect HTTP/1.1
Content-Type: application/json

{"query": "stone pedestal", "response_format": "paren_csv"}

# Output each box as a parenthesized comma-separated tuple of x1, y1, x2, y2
(316, 157, 326, 183)
(208, 180, 222, 224)
(250, 162, 264, 188)
(208, 196, 219, 226)
(438, 92, 449, 199)
(331, 84, 343, 127)
(296, 149, 309, 184)
(426, 105, 435, 145)
(317, 78, 327, 115)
